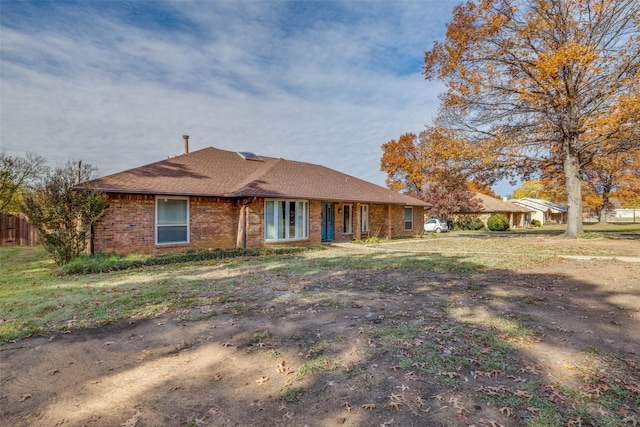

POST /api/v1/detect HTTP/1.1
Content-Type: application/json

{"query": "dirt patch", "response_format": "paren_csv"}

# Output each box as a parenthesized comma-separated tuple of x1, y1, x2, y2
(2, 242, 639, 426)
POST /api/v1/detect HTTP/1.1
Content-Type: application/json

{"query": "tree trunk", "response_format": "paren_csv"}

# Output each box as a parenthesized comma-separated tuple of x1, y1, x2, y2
(563, 143, 583, 238)
(598, 206, 607, 224)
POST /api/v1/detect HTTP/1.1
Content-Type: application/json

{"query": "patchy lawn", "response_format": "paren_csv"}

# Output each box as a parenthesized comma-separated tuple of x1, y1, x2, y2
(1, 236, 639, 427)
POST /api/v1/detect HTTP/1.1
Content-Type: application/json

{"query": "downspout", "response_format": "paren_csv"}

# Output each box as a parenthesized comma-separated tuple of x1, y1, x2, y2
(236, 197, 256, 249)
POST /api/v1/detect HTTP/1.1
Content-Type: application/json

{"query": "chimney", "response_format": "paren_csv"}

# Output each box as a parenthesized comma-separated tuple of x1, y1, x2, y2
(183, 135, 189, 154)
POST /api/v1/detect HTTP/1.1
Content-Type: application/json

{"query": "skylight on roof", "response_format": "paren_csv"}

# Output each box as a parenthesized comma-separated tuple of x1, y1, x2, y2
(237, 152, 263, 161)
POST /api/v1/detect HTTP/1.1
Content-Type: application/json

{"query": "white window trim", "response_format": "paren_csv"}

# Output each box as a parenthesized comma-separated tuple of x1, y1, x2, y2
(404, 207, 413, 231)
(360, 204, 369, 232)
(343, 204, 353, 234)
(155, 196, 190, 245)
(264, 199, 309, 242)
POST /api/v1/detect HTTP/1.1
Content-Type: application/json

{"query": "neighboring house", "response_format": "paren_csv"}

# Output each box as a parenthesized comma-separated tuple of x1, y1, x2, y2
(611, 208, 640, 221)
(509, 198, 567, 224)
(80, 144, 430, 255)
(451, 193, 534, 229)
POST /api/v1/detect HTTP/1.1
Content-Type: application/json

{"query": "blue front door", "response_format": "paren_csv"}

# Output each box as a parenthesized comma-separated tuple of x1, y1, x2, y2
(321, 202, 334, 241)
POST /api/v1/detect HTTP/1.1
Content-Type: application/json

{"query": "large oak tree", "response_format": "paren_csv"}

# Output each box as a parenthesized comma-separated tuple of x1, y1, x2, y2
(424, 0, 640, 237)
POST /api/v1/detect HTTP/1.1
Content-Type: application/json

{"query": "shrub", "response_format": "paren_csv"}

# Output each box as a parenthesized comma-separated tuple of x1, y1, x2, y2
(22, 161, 108, 265)
(531, 219, 541, 227)
(454, 216, 485, 230)
(487, 214, 510, 231)
(59, 246, 320, 275)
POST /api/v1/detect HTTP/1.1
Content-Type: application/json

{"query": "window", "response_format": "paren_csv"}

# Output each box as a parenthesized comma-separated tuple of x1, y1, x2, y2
(265, 199, 308, 241)
(343, 204, 352, 234)
(404, 207, 413, 230)
(360, 204, 369, 232)
(156, 197, 189, 244)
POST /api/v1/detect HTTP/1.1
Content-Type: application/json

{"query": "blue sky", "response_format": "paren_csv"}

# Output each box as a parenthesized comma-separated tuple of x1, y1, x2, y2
(0, 0, 514, 197)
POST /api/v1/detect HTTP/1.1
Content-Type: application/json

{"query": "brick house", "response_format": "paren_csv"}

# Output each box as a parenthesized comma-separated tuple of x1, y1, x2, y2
(81, 144, 430, 255)
(450, 192, 534, 229)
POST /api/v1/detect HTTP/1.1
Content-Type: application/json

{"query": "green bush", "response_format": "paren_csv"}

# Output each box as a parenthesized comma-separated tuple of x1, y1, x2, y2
(531, 219, 541, 227)
(59, 246, 320, 275)
(487, 214, 510, 231)
(454, 217, 485, 230)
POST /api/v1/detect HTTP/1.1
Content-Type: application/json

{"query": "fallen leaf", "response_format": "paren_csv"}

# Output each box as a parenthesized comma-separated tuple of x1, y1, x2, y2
(389, 401, 402, 411)
(499, 407, 514, 417)
(211, 374, 222, 381)
(222, 342, 234, 347)
(622, 416, 639, 426)
(48, 369, 60, 375)
(449, 397, 468, 414)
(341, 402, 353, 412)
(439, 371, 460, 378)
(256, 376, 269, 385)
(513, 390, 532, 398)
(404, 371, 418, 381)
(362, 403, 376, 410)
(389, 393, 404, 402)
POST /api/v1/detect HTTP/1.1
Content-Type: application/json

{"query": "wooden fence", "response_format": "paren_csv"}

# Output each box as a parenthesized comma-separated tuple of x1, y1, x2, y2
(0, 212, 40, 246)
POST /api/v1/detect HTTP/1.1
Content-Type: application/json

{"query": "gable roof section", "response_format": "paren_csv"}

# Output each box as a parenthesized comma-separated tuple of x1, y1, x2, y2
(470, 193, 533, 213)
(82, 147, 430, 207)
(510, 198, 567, 213)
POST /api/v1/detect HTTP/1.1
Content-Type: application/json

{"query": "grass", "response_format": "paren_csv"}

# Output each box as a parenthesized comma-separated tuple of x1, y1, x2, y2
(1, 235, 635, 342)
(1, 235, 638, 426)
(278, 386, 304, 403)
(295, 355, 337, 380)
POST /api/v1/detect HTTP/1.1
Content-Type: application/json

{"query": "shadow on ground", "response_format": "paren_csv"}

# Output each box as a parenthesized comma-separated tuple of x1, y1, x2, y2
(1, 250, 639, 426)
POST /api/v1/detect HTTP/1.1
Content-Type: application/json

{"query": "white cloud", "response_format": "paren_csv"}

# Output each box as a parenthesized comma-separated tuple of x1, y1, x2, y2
(1, 1, 477, 190)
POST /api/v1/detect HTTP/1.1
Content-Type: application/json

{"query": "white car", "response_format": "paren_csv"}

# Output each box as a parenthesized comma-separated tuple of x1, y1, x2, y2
(424, 218, 449, 233)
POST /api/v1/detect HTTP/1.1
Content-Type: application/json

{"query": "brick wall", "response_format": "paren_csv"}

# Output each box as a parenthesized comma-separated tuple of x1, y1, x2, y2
(331, 202, 423, 241)
(190, 196, 237, 249)
(93, 193, 423, 255)
(93, 194, 156, 254)
(94, 194, 239, 255)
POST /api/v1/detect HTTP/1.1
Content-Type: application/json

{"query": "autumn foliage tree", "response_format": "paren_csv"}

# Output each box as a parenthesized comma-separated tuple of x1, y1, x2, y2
(423, 0, 640, 237)
(581, 149, 639, 221)
(612, 149, 640, 210)
(380, 128, 482, 217)
(512, 179, 560, 202)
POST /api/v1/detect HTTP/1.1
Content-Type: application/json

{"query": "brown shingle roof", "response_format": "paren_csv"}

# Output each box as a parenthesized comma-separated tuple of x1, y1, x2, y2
(471, 193, 533, 213)
(83, 147, 430, 207)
